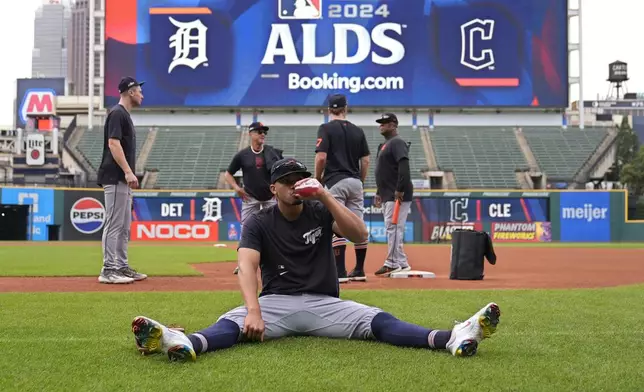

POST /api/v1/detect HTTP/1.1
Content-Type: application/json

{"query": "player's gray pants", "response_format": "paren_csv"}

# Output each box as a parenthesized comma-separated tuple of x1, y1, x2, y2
(218, 293, 382, 341)
(383, 201, 412, 269)
(327, 177, 364, 220)
(327, 177, 366, 247)
(101, 182, 132, 270)
(240, 196, 276, 229)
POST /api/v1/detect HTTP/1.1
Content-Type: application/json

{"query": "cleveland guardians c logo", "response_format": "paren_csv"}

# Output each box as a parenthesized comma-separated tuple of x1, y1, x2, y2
(460, 18, 495, 71)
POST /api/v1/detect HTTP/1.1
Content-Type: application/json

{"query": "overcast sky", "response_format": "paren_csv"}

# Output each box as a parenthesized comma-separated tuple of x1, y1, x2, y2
(0, 0, 640, 127)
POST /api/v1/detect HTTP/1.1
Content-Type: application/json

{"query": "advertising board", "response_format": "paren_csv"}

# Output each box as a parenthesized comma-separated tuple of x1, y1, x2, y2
(0, 188, 54, 241)
(366, 221, 414, 243)
(63, 191, 107, 241)
(105, 0, 568, 108)
(132, 197, 240, 223)
(490, 222, 552, 243)
(423, 221, 483, 242)
(15, 78, 65, 128)
(417, 197, 549, 223)
(559, 192, 610, 242)
(131, 221, 219, 241)
(131, 196, 238, 241)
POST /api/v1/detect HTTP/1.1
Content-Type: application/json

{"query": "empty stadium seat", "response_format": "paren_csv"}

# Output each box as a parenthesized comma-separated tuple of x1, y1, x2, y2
(145, 127, 241, 189)
(75, 127, 149, 173)
(429, 127, 528, 189)
(521, 127, 608, 181)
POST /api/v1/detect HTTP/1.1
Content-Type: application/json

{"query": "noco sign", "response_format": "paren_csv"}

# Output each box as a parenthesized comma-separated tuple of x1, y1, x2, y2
(131, 222, 218, 241)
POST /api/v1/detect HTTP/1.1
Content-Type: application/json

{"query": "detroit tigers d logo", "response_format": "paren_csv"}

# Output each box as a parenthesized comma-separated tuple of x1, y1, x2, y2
(460, 19, 495, 71)
(168, 17, 209, 73)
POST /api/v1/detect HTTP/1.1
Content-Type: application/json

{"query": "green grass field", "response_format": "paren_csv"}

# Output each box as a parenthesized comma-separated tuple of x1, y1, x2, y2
(1, 242, 643, 391)
(0, 244, 237, 276)
(2, 288, 643, 392)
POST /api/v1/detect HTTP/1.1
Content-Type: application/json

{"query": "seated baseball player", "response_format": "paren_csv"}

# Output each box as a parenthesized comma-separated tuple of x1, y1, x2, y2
(131, 158, 501, 362)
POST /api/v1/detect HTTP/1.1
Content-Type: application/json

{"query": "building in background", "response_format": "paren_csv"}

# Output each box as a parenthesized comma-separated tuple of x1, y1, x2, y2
(32, 0, 71, 79)
(67, 0, 101, 96)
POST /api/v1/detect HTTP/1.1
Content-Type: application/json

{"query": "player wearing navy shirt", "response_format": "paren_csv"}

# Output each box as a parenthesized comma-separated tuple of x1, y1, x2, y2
(131, 159, 501, 362)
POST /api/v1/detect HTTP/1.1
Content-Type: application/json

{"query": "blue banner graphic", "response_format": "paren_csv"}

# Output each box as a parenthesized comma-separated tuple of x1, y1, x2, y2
(105, 0, 568, 107)
(133, 197, 242, 224)
(559, 192, 611, 242)
(367, 221, 414, 243)
(417, 197, 549, 223)
(1, 188, 54, 241)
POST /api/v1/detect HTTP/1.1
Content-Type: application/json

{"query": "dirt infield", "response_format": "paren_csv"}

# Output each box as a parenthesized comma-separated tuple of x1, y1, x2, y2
(1, 245, 643, 293)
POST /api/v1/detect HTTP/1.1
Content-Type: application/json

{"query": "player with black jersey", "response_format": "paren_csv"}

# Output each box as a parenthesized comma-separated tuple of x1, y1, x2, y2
(314, 94, 370, 283)
(225, 122, 284, 275)
(96, 77, 147, 285)
(373, 113, 414, 276)
(131, 158, 501, 362)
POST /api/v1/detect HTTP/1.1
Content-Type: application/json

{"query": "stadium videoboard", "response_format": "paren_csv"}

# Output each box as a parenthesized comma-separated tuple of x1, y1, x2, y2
(105, 0, 568, 108)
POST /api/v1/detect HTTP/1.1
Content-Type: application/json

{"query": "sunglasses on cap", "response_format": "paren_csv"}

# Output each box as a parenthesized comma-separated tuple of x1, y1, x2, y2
(276, 173, 307, 185)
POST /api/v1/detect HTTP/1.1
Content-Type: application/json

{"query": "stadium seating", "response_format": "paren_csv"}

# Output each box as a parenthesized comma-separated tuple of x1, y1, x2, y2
(70, 124, 609, 190)
(266, 126, 427, 189)
(429, 127, 528, 188)
(144, 127, 241, 189)
(265, 126, 318, 172)
(75, 127, 149, 173)
(521, 127, 608, 181)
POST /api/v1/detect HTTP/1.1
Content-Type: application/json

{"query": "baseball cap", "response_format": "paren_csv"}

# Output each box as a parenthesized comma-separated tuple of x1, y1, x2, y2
(248, 121, 269, 133)
(270, 158, 312, 184)
(376, 112, 398, 124)
(118, 77, 145, 94)
(328, 94, 347, 109)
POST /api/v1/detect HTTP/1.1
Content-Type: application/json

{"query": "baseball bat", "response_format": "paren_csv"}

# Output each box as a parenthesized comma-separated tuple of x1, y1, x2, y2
(392, 199, 401, 225)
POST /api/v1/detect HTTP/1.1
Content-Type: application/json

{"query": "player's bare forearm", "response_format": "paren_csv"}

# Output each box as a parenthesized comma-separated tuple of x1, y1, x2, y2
(224, 172, 241, 191)
(360, 156, 369, 182)
(108, 139, 133, 174)
(314, 152, 326, 182)
(237, 248, 262, 313)
(319, 191, 368, 243)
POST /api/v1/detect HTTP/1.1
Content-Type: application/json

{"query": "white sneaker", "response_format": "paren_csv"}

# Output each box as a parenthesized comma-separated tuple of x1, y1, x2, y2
(132, 316, 197, 362)
(98, 269, 134, 284)
(446, 302, 501, 357)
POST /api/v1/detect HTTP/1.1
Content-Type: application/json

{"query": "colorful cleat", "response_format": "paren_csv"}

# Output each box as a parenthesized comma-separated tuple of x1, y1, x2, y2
(132, 316, 197, 362)
(446, 302, 501, 357)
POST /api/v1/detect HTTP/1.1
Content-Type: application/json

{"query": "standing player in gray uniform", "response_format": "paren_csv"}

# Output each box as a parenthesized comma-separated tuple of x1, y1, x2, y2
(314, 94, 370, 283)
(96, 77, 148, 284)
(225, 122, 284, 275)
(131, 158, 501, 362)
(373, 113, 414, 276)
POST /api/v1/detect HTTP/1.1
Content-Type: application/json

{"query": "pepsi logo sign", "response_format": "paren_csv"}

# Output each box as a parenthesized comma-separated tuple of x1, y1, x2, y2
(70, 197, 106, 234)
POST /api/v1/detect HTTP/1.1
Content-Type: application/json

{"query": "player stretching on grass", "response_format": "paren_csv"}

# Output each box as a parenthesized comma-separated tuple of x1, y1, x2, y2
(131, 158, 501, 362)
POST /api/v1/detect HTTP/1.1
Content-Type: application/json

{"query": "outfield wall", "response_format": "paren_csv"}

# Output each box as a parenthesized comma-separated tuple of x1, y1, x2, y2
(1, 186, 643, 243)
